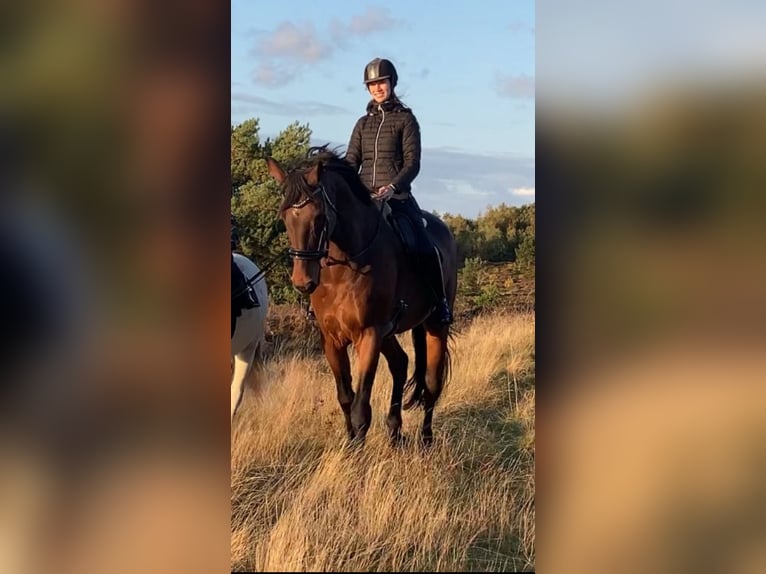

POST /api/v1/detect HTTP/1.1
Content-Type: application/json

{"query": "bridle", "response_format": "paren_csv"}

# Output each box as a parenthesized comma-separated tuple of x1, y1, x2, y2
(286, 178, 385, 266)
(286, 183, 336, 261)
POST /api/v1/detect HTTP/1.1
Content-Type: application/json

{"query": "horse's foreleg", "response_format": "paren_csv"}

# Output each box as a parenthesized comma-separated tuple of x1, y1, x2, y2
(381, 336, 408, 444)
(350, 328, 383, 442)
(323, 336, 354, 440)
(231, 342, 258, 423)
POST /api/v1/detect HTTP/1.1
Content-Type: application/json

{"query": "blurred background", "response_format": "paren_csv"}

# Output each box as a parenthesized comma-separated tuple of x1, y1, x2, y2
(0, 1, 230, 572)
(536, 1, 766, 573)
(3, 0, 766, 572)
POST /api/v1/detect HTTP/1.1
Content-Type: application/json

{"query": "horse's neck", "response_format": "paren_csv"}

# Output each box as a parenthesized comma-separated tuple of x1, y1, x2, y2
(330, 192, 382, 258)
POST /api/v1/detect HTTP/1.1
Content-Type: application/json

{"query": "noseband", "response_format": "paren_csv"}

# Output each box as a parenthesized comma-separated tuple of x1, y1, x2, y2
(287, 183, 337, 261)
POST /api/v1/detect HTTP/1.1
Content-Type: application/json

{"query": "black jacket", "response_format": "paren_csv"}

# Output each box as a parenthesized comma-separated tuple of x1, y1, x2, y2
(345, 98, 421, 195)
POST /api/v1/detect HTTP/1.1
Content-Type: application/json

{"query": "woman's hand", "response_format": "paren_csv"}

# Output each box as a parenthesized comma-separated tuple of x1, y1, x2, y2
(374, 184, 396, 201)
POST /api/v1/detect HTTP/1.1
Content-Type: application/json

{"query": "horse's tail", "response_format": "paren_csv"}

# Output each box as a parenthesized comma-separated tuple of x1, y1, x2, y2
(441, 329, 454, 401)
(403, 325, 427, 410)
(402, 325, 454, 410)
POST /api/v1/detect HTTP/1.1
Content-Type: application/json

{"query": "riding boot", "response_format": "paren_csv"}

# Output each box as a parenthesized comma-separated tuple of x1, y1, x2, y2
(424, 247, 453, 325)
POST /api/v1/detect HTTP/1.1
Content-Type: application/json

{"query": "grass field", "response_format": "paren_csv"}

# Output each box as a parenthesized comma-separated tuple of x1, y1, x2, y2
(231, 311, 535, 572)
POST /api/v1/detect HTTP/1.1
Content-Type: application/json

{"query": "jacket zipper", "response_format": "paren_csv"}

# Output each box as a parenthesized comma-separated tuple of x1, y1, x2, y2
(372, 105, 386, 188)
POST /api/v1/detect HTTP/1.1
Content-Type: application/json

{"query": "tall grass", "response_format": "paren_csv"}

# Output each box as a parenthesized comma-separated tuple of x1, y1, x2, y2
(231, 312, 535, 572)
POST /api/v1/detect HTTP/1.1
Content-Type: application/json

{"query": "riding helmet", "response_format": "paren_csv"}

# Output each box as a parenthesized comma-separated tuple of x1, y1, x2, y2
(363, 58, 398, 87)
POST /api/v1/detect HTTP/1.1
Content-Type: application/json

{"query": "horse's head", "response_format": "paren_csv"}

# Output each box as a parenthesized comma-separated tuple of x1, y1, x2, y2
(267, 155, 337, 295)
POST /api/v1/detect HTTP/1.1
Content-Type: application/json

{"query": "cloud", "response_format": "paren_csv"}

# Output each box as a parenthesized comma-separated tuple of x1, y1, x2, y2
(329, 18, 349, 48)
(251, 62, 298, 87)
(348, 7, 401, 35)
(330, 7, 402, 48)
(255, 21, 332, 63)
(244, 142, 534, 217)
(248, 21, 334, 88)
(412, 148, 535, 217)
(231, 93, 349, 117)
(511, 186, 536, 197)
(250, 9, 401, 87)
(424, 148, 534, 179)
(496, 73, 535, 99)
(440, 180, 493, 198)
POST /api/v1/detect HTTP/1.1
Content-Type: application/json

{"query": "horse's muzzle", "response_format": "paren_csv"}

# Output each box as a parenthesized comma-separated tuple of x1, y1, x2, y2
(296, 280, 318, 295)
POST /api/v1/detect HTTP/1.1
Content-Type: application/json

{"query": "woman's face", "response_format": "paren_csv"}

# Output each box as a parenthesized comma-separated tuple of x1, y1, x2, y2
(367, 79, 391, 103)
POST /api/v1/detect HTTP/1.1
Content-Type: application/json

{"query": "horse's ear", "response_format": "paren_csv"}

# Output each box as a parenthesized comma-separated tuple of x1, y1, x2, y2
(266, 157, 286, 184)
(304, 163, 321, 187)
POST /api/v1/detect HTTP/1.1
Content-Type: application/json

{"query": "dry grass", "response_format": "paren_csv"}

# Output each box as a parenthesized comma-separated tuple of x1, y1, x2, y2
(231, 312, 535, 572)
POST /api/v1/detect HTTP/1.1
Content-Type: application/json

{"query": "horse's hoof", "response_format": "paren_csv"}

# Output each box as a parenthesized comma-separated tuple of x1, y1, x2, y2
(419, 433, 435, 451)
(352, 427, 369, 443)
(344, 435, 366, 452)
(389, 433, 408, 449)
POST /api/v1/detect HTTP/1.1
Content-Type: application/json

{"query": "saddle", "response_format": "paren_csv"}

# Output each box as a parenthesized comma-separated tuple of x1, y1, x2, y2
(380, 201, 424, 256)
(231, 256, 260, 337)
(232, 255, 258, 308)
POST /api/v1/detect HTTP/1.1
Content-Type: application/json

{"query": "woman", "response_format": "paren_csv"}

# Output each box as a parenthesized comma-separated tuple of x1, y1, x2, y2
(345, 57, 453, 324)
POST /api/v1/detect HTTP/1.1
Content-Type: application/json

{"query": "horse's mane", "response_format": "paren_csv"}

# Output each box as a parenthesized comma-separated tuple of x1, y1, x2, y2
(280, 145, 374, 211)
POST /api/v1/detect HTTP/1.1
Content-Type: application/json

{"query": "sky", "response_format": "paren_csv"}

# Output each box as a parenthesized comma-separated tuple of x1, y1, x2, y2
(231, 0, 535, 218)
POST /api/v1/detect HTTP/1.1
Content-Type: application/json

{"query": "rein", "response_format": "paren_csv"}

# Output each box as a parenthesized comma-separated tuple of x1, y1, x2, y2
(287, 181, 385, 269)
(231, 247, 287, 300)
(326, 204, 384, 269)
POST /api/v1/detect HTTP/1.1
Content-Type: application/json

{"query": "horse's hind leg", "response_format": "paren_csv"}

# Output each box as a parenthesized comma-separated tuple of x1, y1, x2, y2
(421, 329, 450, 446)
(381, 336, 408, 444)
(231, 341, 257, 422)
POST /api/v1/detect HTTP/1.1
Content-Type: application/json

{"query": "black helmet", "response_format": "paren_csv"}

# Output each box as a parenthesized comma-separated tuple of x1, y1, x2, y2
(363, 58, 398, 88)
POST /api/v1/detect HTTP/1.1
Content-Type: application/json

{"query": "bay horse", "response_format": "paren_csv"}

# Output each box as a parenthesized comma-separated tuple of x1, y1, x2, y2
(266, 147, 457, 445)
(231, 253, 269, 422)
